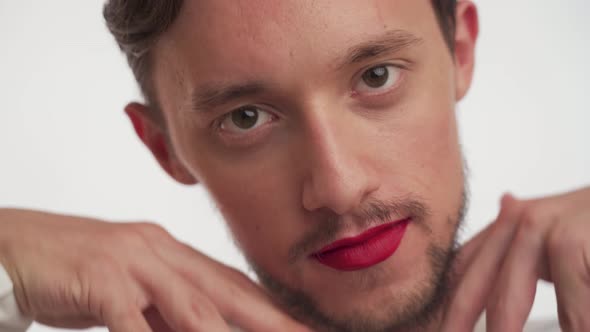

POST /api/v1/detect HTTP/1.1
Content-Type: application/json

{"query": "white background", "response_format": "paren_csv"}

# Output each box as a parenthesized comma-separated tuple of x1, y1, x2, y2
(1, 1, 588, 331)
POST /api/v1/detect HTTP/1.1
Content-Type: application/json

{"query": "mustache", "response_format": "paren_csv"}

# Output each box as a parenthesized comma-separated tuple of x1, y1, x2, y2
(288, 196, 431, 264)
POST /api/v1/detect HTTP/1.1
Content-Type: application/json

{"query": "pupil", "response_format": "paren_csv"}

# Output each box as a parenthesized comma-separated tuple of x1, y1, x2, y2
(231, 108, 259, 129)
(362, 66, 389, 88)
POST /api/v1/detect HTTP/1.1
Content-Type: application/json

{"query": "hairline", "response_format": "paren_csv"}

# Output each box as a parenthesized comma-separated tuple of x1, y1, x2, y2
(106, 1, 456, 120)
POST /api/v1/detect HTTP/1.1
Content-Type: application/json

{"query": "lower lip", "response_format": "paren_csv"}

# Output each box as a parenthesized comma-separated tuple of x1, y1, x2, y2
(312, 219, 410, 271)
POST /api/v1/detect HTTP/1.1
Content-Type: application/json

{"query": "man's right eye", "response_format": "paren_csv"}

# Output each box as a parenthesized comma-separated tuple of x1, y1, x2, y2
(219, 106, 275, 134)
(354, 64, 403, 96)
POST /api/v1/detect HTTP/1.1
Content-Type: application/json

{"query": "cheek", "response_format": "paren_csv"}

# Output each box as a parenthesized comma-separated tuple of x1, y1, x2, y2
(407, 103, 465, 246)
(416, 110, 464, 221)
(194, 149, 304, 263)
(413, 65, 465, 207)
(368, 62, 464, 238)
(402, 52, 464, 212)
(413, 110, 462, 184)
(370, 93, 462, 193)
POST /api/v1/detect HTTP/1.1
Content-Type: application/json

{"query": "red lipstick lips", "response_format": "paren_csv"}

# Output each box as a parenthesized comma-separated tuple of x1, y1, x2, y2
(311, 218, 411, 271)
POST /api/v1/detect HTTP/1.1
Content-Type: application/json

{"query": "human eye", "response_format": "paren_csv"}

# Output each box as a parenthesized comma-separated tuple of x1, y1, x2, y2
(218, 105, 276, 135)
(353, 64, 403, 96)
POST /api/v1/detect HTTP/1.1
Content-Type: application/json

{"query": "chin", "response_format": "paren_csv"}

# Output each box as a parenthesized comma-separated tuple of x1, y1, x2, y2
(253, 226, 456, 332)
(315, 245, 441, 321)
(303, 225, 428, 302)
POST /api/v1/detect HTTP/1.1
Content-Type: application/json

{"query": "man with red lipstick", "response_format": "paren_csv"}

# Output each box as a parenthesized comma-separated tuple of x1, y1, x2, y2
(311, 217, 411, 271)
(1, 1, 589, 332)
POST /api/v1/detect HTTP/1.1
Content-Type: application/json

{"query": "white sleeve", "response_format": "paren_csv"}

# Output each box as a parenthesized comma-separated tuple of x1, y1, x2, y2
(0, 263, 32, 332)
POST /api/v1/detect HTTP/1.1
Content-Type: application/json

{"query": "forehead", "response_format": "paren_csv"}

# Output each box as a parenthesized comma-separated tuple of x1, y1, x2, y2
(154, 0, 441, 100)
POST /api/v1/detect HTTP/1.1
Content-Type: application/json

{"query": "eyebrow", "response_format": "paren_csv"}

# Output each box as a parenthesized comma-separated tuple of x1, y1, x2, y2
(336, 29, 423, 69)
(190, 30, 423, 112)
(191, 81, 267, 112)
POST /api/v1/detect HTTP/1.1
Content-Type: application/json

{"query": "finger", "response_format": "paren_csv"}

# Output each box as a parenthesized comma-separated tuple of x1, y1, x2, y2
(106, 307, 153, 332)
(137, 260, 231, 332)
(486, 214, 546, 332)
(159, 242, 311, 332)
(548, 213, 590, 331)
(454, 211, 503, 276)
(441, 194, 523, 332)
(553, 262, 590, 332)
(209, 268, 311, 332)
(144, 306, 175, 332)
(132, 223, 310, 331)
(100, 280, 152, 332)
(455, 194, 518, 275)
(82, 263, 152, 332)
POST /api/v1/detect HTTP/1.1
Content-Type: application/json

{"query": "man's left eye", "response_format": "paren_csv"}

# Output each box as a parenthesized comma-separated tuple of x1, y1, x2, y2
(354, 65, 401, 94)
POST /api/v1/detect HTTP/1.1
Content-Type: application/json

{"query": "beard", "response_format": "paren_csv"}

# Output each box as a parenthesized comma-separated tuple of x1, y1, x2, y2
(246, 189, 468, 332)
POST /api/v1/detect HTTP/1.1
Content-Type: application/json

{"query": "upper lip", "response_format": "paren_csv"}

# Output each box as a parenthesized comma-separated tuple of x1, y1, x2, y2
(312, 217, 411, 256)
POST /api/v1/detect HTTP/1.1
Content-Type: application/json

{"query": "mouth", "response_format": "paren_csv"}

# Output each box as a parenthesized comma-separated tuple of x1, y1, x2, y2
(310, 218, 411, 271)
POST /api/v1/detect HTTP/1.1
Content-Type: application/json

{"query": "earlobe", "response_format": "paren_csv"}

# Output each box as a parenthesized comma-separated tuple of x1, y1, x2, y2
(124, 102, 198, 185)
(453, 1, 479, 101)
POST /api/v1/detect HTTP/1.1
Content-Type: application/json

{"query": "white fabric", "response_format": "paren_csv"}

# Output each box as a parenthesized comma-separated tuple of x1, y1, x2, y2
(0, 264, 32, 332)
(0, 262, 561, 332)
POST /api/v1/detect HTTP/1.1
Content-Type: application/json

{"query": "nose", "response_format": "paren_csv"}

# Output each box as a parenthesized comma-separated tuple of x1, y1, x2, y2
(301, 113, 380, 215)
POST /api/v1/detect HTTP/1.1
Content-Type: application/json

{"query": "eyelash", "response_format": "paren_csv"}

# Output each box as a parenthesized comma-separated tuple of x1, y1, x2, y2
(210, 62, 408, 145)
(350, 62, 407, 99)
(212, 106, 279, 146)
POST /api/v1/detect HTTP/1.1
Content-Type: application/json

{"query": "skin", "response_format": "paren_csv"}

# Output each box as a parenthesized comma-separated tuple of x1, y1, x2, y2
(0, 1, 589, 332)
(138, 0, 474, 329)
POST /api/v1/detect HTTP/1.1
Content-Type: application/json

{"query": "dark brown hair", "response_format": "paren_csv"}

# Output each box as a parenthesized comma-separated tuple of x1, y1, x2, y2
(103, 0, 456, 115)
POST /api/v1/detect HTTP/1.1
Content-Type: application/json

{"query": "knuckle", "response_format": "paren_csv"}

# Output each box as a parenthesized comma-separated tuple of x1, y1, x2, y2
(547, 225, 565, 254)
(183, 298, 220, 330)
(107, 226, 147, 250)
(230, 269, 263, 294)
(108, 300, 139, 325)
(227, 268, 251, 285)
(220, 284, 252, 322)
(176, 317, 206, 332)
(67, 271, 90, 311)
(498, 194, 521, 220)
(220, 266, 254, 290)
(134, 221, 171, 242)
(519, 203, 546, 232)
(512, 223, 537, 249)
(224, 280, 248, 302)
(547, 222, 580, 256)
(192, 298, 218, 319)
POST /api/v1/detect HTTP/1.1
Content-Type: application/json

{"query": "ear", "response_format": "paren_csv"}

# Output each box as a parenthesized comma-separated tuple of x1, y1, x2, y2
(125, 102, 198, 185)
(453, 1, 479, 101)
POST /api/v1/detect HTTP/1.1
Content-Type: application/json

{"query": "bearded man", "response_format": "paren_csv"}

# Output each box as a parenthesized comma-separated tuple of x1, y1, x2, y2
(0, 1, 588, 332)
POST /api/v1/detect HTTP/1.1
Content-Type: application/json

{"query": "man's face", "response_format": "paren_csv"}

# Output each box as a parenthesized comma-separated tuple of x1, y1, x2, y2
(146, 0, 475, 330)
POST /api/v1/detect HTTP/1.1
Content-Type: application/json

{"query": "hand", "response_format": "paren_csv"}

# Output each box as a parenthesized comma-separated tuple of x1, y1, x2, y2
(441, 186, 590, 332)
(0, 209, 311, 332)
